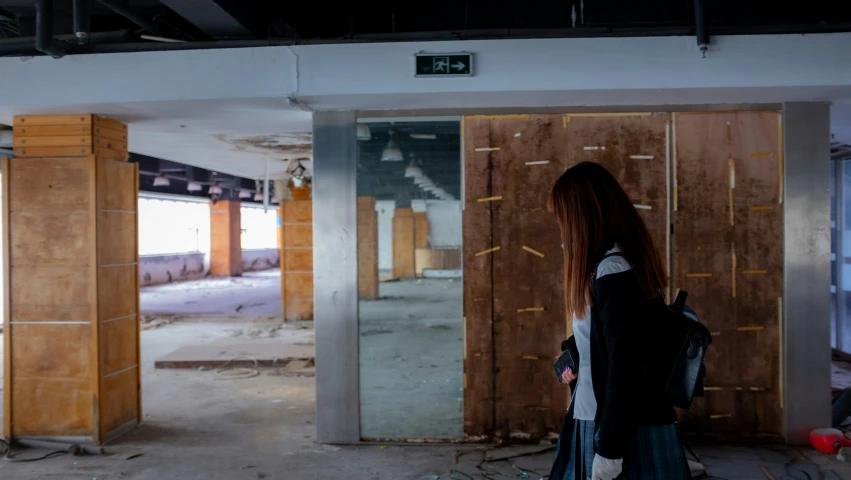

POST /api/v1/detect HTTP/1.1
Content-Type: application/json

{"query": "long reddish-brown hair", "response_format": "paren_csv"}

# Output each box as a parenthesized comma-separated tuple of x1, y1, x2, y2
(548, 162, 666, 317)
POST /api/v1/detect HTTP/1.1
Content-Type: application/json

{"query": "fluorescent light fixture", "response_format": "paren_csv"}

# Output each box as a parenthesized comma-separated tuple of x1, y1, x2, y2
(209, 185, 223, 195)
(187, 181, 202, 192)
(153, 174, 170, 187)
(357, 124, 371, 141)
(410, 133, 437, 140)
(238, 189, 252, 199)
(381, 131, 403, 162)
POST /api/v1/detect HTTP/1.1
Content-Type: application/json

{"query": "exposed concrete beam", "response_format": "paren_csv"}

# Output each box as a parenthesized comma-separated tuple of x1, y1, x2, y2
(160, 0, 253, 39)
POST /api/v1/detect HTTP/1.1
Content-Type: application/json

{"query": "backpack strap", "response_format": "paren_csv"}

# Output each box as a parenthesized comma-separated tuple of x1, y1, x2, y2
(589, 252, 626, 299)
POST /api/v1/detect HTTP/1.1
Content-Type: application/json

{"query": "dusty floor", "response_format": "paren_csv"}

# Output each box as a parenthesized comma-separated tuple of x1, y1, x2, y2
(1, 272, 851, 478)
(359, 278, 464, 440)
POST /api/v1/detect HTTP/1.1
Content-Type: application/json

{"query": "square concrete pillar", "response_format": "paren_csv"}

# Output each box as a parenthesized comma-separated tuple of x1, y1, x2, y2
(3, 114, 140, 444)
(280, 186, 313, 321)
(209, 200, 242, 277)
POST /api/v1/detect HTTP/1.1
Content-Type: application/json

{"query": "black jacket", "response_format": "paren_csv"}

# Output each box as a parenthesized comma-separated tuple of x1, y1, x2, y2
(588, 268, 677, 459)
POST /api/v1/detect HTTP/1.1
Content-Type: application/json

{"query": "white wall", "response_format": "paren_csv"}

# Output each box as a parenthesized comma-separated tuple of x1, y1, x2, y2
(243, 248, 280, 271)
(425, 200, 462, 248)
(375, 200, 395, 272)
(140, 252, 207, 286)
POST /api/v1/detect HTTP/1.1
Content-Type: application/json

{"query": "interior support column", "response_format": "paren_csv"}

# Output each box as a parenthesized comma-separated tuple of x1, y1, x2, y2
(280, 185, 313, 321)
(3, 114, 139, 444)
(392, 208, 416, 279)
(209, 199, 242, 277)
(783, 102, 831, 444)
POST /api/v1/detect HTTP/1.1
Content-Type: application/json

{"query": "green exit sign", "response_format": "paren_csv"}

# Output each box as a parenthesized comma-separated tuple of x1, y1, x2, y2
(415, 53, 474, 77)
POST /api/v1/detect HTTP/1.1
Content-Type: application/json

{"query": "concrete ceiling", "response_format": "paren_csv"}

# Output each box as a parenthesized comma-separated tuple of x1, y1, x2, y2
(0, 97, 313, 181)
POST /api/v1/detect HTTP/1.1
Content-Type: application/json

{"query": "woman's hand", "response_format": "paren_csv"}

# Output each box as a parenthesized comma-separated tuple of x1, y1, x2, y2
(561, 366, 577, 384)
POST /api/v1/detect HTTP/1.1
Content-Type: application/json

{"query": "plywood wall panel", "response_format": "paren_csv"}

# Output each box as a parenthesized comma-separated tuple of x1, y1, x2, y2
(284, 249, 313, 272)
(462, 116, 496, 437)
(98, 211, 137, 265)
(674, 111, 783, 438)
(209, 200, 242, 277)
(98, 264, 137, 321)
(101, 368, 139, 434)
(357, 197, 379, 299)
(11, 266, 92, 308)
(97, 158, 136, 211)
(102, 318, 138, 375)
(8, 157, 91, 211)
(11, 324, 90, 378)
(283, 223, 313, 248)
(11, 378, 92, 436)
(10, 211, 91, 266)
(281, 197, 314, 321)
(392, 208, 416, 279)
(414, 212, 429, 248)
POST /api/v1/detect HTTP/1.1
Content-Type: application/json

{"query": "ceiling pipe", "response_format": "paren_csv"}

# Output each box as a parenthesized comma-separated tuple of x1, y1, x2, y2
(694, 0, 708, 57)
(0, 30, 131, 56)
(97, 0, 166, 37)
(73, 0, 91, 44)
(34, 0, 66, 59)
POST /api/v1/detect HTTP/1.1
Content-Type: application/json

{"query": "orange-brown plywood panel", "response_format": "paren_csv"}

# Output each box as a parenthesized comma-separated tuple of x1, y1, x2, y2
(101, 318, 138, 376)
(414, 212, 429, 248)
(14, 114, 93, 126)
(283, 223, 313, 248)
(98, 264, 137, 321)
(282, 200, 312, 223)
(10, 211, 91, 266)
(15, 146, 93, 157)
(357, 197, 379, 298)
(12, 378, 92, 436)
(15, 135, 91, 147)
(93, 126, 128, 142)
(97, 158, 136, 211)
(11, 324, 90, 378)
(210, 200, 242, 277)
(92, 115, 128, 133)
(98, 211, 136, 266)
(11, 304, 92, 323)
(392, 208, 416, 278)
(11, 266, 92, 308)
(284, 249, 313, 272)
(101, 367, 138, 434)
(9, 157, 91, 211)
(15, 124, 92, 137)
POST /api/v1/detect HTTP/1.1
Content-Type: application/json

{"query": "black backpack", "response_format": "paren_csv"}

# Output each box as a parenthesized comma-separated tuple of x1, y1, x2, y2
(594, 254, 711, 410)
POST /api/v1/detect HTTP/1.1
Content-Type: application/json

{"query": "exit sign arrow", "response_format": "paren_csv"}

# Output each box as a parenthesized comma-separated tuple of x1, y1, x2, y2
(415, 53, 474, 77)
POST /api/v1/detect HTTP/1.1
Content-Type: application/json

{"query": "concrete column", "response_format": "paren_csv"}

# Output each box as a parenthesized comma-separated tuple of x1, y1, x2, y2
(392, 207, 416, 278)
(3, 114, 140, 444)
(209, 200, 242, 277)
(783, 102, 832, 443)
(280, 185, 313, 321)
(357, 196, 378, 299)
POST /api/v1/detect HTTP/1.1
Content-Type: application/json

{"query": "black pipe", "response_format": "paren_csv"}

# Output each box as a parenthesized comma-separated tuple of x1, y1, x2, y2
(0, 30, 132, 56)
(694, 0, 708, 57)
(97, 0, 165, 37)
(73, 0, 91, 44)
(34, 0, 65, 59)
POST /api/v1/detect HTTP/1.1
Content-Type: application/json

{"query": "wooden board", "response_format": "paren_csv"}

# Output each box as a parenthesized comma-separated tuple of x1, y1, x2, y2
(462, 116, 496, 437)
(8, 157, 91, 211)
(11, 378, 92, 436)
(15, 136, 91, 147)
(488, 114, 572, 438)
(281, 198, 314, 321)
(284, 272, 314, 321)
(93, 115, 128, 133)
(674, 111, 783, 438)
(283, 223, 313, 248)
(392, 208, 416, 278)
(15, 146, 93, 157)
(98, 264, 137, 321)
(9, 211, 91, 266)
(14, 114, 92, 126)
(11, 324, 91, 378)
(101, 317, 138, 376)
(15, 125, 91, 137)
(284, 249, 313, 272)
(415, 248, 462, 276)
(101, 367, 138, 435)
(357, 197, 379, 299)
(97, 158, 136, 211)
(98, 211, 136, 265)
(414, 212, 429, 247)
(209, 200, 242, 276)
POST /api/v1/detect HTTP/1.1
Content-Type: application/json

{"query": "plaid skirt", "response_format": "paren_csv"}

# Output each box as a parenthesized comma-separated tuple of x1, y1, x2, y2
(560, 419, 690, 480)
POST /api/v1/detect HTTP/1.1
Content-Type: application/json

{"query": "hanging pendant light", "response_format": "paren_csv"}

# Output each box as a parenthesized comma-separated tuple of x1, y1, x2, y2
(357, 124, 371, 141)
(238, 189, 252, 199)
(380, 130, 403, 162)
(187, 181, 202, 192)
(254, 191, 263, 202)
(209, 185, 223, 195)
(153, 174, 170, 187)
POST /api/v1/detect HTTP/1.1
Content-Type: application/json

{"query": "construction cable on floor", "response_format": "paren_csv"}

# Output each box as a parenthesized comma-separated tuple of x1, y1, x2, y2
(0, 438, 78, 463)
(213, 356, 260, 380)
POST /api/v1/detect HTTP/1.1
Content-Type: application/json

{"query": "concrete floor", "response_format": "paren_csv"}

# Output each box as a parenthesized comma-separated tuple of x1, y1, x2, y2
(359, 278, 464, 440)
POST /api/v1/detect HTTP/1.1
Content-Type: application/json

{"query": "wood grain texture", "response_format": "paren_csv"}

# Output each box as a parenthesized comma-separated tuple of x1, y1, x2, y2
(462, 116, 495, 437)
(282, 223, 313, 248)
(101, 367, 138, 435)
(92, 115, 128, 133)
(11, 378, 92, 436)
(15, 114, 92, 126)
(98, 264, 137, 321)
(11, 324, 91, 378)
(15, 124, 91, 137)
(674, 111, 783, 438)
(15, 146, 93, 157)
(9, 211, 91, 266)
(414, 212, 429, 248)
(97, 158, 136, 211)
(15, 136, 91, 147)
(392, 208, 416, 278)
(8, 157, 91, 211)
(2, 157, 10, 438)
(281, 198, 314, 321)
(357, 197, 379, 299)
(489, 114, 571, 438)
(101, 317, 138, 376)
(98, 211, 136, 265)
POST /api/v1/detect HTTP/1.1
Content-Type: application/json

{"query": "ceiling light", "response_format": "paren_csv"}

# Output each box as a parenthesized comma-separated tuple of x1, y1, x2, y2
(209, 185, 223, 195)
(293, 176, 305, 187)
(381, 131, 403, 162)
(254, 192, 263, 202)
(404, 163, 423, 178)
(238, 189, 252, 199)
(410, 133, 437, 140)
(153, 174, 170, 187)
(187, 181, 202, 192)
(271, 196, 280, 204)
(357, 124, 371, 141)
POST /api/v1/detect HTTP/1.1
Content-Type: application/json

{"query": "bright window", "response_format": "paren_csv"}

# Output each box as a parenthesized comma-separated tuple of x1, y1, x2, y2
(241, 205, 278, 250)
(138, 194, 210, 255)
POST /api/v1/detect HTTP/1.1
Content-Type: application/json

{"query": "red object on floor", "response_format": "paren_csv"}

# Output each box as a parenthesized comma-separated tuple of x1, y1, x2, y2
(810, 428, 851, 454)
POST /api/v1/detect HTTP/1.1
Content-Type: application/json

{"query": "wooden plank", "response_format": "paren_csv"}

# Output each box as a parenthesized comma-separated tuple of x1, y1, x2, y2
(490, 114, 570, 438)
(93, 126, 128, 142)
(15, 136, 91, 147)
(11, 266, 92, 308)
(98, 211, 136, 265)
(1, 157, 10, 438)
(284, 272, 313, 321)
(9, 211, 91, 267)
(462, 116, 495, 437)
(357, 197, 379, 298)
(283, 223, 313, 248)
(11, 324, 91, 378)
(101, 367, 138, 435)
(283, 200, 312, 223)
(14, 146, 93, 157)
(97, 158, 136, 211)
(8, 157, 91, 211)
(209, 200, 242, 276)
(93, 137, 128, 152)
(11, 378, 92, 436)
(94, 147, 129, 161)
(133, 161, 142, 424)
(15, 124, 91, 137)
(93, 115, 128, 133)
(392, 208, 416, 278)
(101, 317, 138, 375)
(98, 264, 137, 322)
(88, 154, 101, 444)
(284, 249, 313, 272)
(414, 212, 429, 247)
(14, 114, 92, 126)
(674, 112, 783, 438)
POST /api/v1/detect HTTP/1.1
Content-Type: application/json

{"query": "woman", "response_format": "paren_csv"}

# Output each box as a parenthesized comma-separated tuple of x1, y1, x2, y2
(548, 162, 690, 480)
